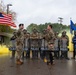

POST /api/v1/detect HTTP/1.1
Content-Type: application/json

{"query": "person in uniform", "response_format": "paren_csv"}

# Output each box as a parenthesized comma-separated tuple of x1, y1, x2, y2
(16, 24, 24, 65)
(30, 28, 40, 59)
(60, 31, 69, 60)
(54, 32, 60, 59)
(10, 32, 17, 59)
(23, 29, 30, 58)
(40, 29, 48, 59)
(72, 31, 76, 59)
(46, 25, 55, 65)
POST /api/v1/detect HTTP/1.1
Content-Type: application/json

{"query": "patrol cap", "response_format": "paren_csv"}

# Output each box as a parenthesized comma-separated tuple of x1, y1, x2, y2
(32, 28, 37, 32)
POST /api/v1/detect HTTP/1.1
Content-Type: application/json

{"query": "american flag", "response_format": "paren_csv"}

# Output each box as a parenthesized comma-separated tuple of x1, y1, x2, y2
(0, 12, 16, 27)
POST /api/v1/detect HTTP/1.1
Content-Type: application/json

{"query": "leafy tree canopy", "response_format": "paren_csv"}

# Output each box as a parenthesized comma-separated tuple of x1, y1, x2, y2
(26, 22, 70, 34)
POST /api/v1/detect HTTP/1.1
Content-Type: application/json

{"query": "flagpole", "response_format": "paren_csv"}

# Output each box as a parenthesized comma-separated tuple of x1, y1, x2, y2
(6, 4, 12, 32)
(70, 18, 73, 52)
(7, 4, 12, 14)
(71, 31, 73, 51)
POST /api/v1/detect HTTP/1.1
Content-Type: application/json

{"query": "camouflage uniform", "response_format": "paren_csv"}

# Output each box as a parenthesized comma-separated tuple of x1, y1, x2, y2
(40, 29, 48, 59)
(16, 29, 24, 63)
(60, 31, 69, 59)
(43, 29, 55, 65)
(23, 29, 30, 58)
(46, 29, 55, 50)
(30, 28, 40, 58)
(54, 32, 60, 59)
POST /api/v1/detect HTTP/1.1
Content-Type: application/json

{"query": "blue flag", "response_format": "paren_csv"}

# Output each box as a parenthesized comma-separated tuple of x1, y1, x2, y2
(70, 20, 76, 34)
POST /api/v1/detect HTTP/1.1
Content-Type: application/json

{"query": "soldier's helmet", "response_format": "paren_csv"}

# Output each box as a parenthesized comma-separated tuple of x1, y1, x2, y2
(32, 28, 37, 33)
(43, 29, 47, 34)
(62, 31, 66, 34)
(62, 31, 66, 36)
(23, 29, 27, 34)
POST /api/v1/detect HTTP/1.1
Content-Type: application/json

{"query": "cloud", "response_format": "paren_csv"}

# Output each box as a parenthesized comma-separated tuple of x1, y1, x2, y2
(2, 0, 76, 28)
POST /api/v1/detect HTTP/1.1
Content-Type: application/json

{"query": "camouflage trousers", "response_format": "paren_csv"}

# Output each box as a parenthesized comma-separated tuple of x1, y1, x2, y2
(16, 46, 23, 61)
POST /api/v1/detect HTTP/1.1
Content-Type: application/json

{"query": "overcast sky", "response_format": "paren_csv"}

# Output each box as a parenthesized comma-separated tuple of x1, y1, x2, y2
(2, 0, 76, 28)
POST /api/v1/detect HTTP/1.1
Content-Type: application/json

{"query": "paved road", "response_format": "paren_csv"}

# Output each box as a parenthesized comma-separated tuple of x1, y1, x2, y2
(0, 53, 76, 75)
(0, 54, 50, 75)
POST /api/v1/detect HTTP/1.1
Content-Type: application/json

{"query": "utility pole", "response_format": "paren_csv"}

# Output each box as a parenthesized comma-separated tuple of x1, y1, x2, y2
(7, 4, 12, 14)
(6, 4, 12, 32)
(58, 17, 63, 24)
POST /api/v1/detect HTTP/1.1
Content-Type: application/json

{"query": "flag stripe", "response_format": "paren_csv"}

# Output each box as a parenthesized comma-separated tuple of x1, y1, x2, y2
(0, 12, 16, 27)
(0, 14, 12, 21)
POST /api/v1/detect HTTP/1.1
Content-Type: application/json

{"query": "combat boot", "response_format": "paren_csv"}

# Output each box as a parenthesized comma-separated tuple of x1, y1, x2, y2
(16, 59, 23, 65)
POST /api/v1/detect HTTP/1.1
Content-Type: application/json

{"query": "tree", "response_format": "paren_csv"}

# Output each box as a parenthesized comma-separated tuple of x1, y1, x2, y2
(26, 22, 70, 34)
(0, 1, 17, 33)
(0, 1, 17, 45)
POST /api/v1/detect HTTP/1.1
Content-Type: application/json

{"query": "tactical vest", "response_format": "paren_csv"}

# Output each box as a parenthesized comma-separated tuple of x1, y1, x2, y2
(60, 37, 68, 51)
(41, 39, 48, 50)
(23, 33, 30, 51)
(30, 33, 40, 50)
(54, 38, 59, 51)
